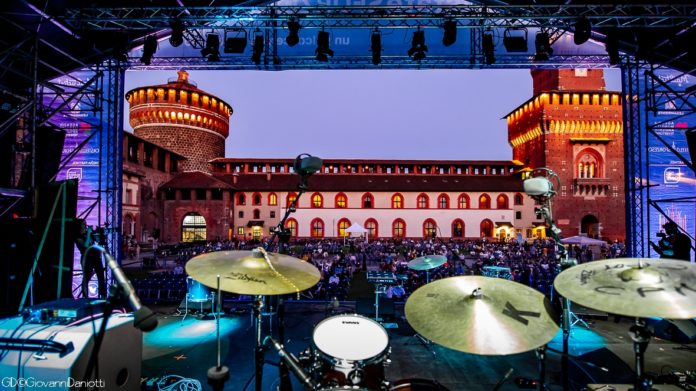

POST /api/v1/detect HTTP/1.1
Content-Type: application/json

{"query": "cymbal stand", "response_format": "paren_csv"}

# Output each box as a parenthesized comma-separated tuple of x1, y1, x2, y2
(373, 283, 384, 321)
(207, 275, 229, 391)
(536, 346, 546, 391)
(253, 295, 266, 391)
(629, 318, 653, 391)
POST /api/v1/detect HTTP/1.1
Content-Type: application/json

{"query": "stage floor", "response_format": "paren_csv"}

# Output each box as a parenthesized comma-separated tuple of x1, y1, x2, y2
(142, 302, 696, 391)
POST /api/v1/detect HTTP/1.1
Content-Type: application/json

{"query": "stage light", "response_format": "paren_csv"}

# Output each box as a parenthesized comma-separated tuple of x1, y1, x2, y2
(286, 20, 300, 47)
(408, 29, 427, 61)
(442, 20, 457, 47)
(224, 29, 247, 54)
(605, 30, 620, 65)
(112, 32, 129, 62)
(534, 31, 553, 61)
(482, 29, 495, 65)
(371, 30, 382, 65)
(315, 29, 334, 62)
(169, 19, 185, 47)
(140, 35, 157, 65)
(503, 28, 528, 52)
(573, 17, 591, 45)
(251, 30, 264, 65)
(201, 33, 220, 62)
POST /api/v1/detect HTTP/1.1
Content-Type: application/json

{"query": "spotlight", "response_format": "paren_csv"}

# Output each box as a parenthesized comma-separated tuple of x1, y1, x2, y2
(442, 20, 457, 47)
(534, 31, 553, 61)
(201, 33, 220, 62)
(503, 28, 528, 52)
(371, 30, 381, 65)
(408, 29, 427, 61)
(286, 20, 300, 47)
(251, 30, 264, 65)
(315, 29, 333, 62)
(224, 28, 247, 53)
(140, 35, 157, 65)
(605, 30, 620, 65)
(482, 29, 495, 65)
(113, 32, 129, 62)
(169, 19, 185, 47)
(573, 17, 592, 45)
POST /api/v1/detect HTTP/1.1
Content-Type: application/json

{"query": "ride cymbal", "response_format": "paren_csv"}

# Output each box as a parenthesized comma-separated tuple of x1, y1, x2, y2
(408, 255, 447, 271)
(185, 248, 321, 295)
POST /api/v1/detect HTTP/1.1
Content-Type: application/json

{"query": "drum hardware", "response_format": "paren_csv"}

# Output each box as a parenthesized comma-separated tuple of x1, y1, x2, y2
(405, 255, 448, 356)
(182, 276, 216, 322)
(388, 378, 450, 390)
(206, 275, 229, 391)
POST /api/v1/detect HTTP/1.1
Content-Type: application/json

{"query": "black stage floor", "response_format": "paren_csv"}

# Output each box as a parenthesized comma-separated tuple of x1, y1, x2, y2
(142, 301, 696, 391)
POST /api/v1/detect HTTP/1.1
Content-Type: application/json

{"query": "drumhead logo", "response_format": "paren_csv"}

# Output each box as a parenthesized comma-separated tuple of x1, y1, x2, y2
(341, 320, 360, 324)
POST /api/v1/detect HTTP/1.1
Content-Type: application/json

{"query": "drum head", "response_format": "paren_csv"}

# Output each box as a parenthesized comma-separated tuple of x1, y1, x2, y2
(313, 314, 389, 361)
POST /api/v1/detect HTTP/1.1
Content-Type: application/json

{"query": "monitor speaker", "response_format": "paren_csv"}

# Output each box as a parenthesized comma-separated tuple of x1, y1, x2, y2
(568, 347, 634, 387)
(650, 318, 696, 343)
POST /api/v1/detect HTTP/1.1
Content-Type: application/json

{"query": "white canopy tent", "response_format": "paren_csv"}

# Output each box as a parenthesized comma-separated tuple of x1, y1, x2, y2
(345, 223, 369, 243)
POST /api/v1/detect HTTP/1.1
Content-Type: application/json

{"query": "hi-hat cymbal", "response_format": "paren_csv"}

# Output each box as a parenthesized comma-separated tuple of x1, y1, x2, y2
(405, 276, 559, 355)
(408, 255, 447, 271)
(554, 258, 696, 319)
(185, 248, 321, 295)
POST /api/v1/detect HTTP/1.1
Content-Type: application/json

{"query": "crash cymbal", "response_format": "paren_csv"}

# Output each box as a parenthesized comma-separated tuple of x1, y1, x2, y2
(405, 276, 559, 355)
(185, 248, 321, 295)
(408, 255, 447, 271)
(554, 258, 696, 319)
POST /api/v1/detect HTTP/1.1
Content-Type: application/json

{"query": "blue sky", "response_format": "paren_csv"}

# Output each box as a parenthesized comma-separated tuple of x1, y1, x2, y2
(124, 69, 621, 160)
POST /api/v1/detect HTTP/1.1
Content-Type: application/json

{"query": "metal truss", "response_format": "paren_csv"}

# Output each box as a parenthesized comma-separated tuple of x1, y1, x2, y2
(62, 4, 696, 31)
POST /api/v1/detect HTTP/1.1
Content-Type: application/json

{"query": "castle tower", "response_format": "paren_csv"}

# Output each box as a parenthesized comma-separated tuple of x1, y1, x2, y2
(505, 69, 626, 240)
(126, 70, 232, 172)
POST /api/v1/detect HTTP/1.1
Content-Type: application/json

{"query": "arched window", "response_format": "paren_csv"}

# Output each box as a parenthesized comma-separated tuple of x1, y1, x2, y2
(286, 192, 297, 208)
(252, 192, 262, 206)
(236, 192, 246, 205)
(311, 192, 323, 208)
(268, 193, 278, 206)
(575, 148, 603, 179)
(253, 209, 261, 219)
(438, 193, 450, 209)
(496, 194, 509, 209)
(335, 193, 348, 208)
(285, 218, 297, 237)
(392, 219, 406, 238)
(337, 218, 351, 237)
(310, 218, 324, 238)
(423, 219, 437, 238)
(392, 193, 404, 209)
(458, 193, 470, 209)
(362, 193, 374, 208)
(182, 213, 206, 242)
(452, 219, 464, 238)
(480, 219, 494, 238)
(365, 218, 378, 239)
(417, 193, 429, 209)
(479, 194, 491, 209)
(514, 193, 524, 206)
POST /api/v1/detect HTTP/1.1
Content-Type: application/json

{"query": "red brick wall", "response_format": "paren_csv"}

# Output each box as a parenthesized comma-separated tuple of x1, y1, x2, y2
(532, 69, 607, 95)
(134, 126, 225, 172)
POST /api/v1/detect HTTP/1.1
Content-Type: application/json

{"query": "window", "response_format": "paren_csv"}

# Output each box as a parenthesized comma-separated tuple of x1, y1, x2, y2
(516, 211, 522, 220)
(196, 189, 206, 201)
(514, 193, 524, 206)
(452, 219, 464, 238)
(237, 227, 244, 235)
(438, 194, 449, 209)
(480, 219, 494, 238)
(285, 218, 298, 237)
(417, 193, 429, 209)
(125, 189, 133, 205)
(496, 194, 509, 209)
(252, 193, 262, 206)
(311, 193, 323, 208)
(392, 219, 406, 238)
(270, 211, 276, 218)
(337, 218, 351, 237)
(211, 189, 223, 200)
(180, 190, 191, 200)
(182, 213, 206, 242)
(238, 211, 244, 218)
(362, 193, 374, 208)
(365, 219, 378, 239)
(479, 194, 491, 209)
(458, 194, 470, 209)
(335, 193, 347, 208)
(286, 192, 297, 208)
(423, 219, 437, 239)
(268, 193, 278, 206)
(392, 193, 404, 209)
(253, 209, 260, 219)
(311, 218, 324, 238)
(575, 148, 603, 178)
(236, 192, 246, 205)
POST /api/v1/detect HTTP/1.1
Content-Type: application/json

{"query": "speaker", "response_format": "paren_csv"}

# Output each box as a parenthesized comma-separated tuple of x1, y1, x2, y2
(0, 314, 142, 390)
(0, 218, 35, 316)
(650, 318, 696, 343)
(568, 347, 634, 387)
(356, 297, 394, 319)
(18, 125, 66, 187)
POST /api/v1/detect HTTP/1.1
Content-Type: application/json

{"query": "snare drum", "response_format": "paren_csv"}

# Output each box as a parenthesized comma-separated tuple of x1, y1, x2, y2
(312, 314, 390, 390)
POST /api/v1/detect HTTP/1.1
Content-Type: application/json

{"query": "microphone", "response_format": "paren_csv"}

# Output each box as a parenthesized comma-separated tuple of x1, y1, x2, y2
(265, 336, 316, 390)
(91, 245, 158, 332)
(293, 153, 323, 177)
(523, 177, 553, 197)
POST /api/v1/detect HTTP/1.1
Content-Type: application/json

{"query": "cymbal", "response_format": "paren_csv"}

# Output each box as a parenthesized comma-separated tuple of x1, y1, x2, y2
(554, 258, 696, 319)
(405, 276, 559, 355)
(408, 255, 447, 271)
(185, 248, 321, 295)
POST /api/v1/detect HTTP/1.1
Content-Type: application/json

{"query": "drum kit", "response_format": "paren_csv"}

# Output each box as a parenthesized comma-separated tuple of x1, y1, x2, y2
(185, 248, 696, 391)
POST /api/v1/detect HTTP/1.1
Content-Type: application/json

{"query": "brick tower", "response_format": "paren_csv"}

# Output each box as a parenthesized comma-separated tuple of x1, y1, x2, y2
(126, 70, 232, 172)
(505, 69, 625, 241)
